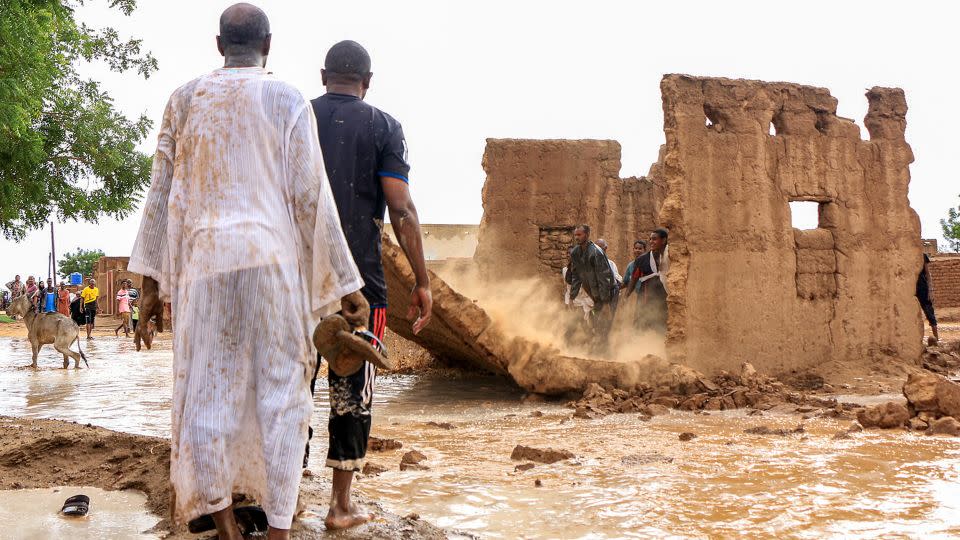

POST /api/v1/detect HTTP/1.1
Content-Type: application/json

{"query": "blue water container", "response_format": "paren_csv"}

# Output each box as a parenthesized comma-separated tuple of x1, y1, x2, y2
(69, 272, 82, 286)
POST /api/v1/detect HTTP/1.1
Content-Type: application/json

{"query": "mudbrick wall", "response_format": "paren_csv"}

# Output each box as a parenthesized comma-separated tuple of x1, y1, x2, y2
(475, 139, 664, 281)
(930, 256, 960, 308)
(659, 74, 923, 374)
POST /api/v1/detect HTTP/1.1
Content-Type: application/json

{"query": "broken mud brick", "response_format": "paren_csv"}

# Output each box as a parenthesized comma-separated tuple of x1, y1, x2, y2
(856, 402, 910, 429)
(510, 445, 574, 464)
(400, 450, 426, 465)
(369, 437, 403, 452)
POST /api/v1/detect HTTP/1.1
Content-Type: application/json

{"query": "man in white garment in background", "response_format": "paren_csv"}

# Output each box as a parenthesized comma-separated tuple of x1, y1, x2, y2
(128, 4, 367, 539)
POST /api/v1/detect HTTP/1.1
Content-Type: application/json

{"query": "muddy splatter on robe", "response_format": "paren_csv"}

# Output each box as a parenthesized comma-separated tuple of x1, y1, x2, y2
(128, 67, 363, 529)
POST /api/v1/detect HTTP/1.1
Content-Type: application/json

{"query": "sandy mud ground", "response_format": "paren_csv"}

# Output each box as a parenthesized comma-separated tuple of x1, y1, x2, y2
(0, 417, 446, 539)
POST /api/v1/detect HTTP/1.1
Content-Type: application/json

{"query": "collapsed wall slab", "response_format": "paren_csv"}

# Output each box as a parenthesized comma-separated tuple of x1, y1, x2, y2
(659, 75, 923, 375)
(381, 235, 675, 395)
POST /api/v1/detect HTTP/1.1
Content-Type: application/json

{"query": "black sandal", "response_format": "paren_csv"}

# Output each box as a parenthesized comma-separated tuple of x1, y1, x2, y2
(188, 505, 268, 534)
(61, 494, 90, 516)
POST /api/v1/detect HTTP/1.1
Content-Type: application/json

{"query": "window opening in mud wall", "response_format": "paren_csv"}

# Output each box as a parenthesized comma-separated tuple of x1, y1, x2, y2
(538, 225, 575, 281)
(789, 201, 820, 230)
(790, 200, 839, 300)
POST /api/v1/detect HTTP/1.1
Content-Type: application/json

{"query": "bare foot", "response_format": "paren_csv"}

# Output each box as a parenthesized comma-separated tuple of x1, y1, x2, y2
(324, 505, 373, 530)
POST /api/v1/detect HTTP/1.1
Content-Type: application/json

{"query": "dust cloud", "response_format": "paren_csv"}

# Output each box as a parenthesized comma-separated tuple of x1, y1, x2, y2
(435, 262, 666, 365)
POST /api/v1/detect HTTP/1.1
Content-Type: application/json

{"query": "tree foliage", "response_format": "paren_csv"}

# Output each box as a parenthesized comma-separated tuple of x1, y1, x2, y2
(941, 195, 960, 253)
(58, 247, 104, 279)
(0, 0, 157, 241)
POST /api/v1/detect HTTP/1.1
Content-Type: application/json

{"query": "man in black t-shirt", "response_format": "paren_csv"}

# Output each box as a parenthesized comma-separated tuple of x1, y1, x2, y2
(309, 40, 432, 531)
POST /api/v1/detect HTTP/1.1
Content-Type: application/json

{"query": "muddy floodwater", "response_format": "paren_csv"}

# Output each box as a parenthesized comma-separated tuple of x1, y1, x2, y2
(1, 337, 960, 538)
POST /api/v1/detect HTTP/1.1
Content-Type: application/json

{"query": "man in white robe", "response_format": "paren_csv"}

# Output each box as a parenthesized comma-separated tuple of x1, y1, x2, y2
(128, 4, 366, 539)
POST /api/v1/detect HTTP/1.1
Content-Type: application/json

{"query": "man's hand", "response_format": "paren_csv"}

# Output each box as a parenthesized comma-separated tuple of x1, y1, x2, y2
(383, 177, 432, 336)
(408, 285, 432, 335)
(135, 276, 163, 351)
(340, 290, 370, 328)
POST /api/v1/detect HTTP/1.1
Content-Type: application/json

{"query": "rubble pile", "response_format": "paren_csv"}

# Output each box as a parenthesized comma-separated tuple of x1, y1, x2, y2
(567, 362, 824, 417)
(855, 371, 960, 436)
(920, 341, 960, 376)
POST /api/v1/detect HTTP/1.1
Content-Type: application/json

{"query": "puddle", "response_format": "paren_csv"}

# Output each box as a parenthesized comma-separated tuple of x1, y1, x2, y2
(2, 337, 960, 538)
(0, 486, 160, 539)
(0, 337, 435, 438)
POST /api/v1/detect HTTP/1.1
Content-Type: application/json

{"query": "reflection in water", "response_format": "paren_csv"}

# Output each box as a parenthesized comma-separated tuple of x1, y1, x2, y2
(1, 337, 959, 538)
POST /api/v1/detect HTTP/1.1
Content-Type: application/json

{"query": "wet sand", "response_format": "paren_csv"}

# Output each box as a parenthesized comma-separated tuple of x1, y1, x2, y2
(0, 416, 447, 539)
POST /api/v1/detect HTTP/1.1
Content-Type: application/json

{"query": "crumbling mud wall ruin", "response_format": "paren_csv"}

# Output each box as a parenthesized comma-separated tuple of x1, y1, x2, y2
(659, 75, 923, 375)
(474, 140, 664, 283)
(383, 74, 925, 393)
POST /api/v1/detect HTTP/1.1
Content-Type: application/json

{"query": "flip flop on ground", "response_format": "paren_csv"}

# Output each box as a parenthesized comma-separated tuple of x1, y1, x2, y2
(61, 494, 89, 516)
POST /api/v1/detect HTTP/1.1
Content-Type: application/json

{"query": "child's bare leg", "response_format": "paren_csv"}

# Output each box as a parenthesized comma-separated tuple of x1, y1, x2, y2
(324, 469, 372, 530)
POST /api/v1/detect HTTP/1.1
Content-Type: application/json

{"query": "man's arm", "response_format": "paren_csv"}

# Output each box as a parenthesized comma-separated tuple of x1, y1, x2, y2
(383, 178, 432, 334)
(593, 248, 614, 303)
(569, 253, 583, 301)
(130, 97, 177, 350)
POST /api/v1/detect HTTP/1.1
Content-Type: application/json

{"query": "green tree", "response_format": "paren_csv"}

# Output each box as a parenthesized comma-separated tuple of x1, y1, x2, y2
(942, 195, 960, 253)
(58, 248, 104, 279)
(0, 0, 158, 241)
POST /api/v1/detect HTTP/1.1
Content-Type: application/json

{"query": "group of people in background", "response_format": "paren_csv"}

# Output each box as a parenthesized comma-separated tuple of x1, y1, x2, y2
(564, 224, 670, 342)
(4, 274, 143, 340)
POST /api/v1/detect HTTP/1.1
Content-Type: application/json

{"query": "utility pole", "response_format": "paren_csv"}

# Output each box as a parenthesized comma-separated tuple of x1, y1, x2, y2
(50, 221, 56, 282)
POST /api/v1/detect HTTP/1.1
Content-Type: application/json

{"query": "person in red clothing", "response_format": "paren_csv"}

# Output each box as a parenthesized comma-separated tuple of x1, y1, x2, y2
(56, 282, 71, 316)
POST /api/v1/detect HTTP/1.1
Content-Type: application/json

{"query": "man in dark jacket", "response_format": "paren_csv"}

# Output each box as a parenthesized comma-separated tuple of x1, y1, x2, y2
(568, 224, 615, 335)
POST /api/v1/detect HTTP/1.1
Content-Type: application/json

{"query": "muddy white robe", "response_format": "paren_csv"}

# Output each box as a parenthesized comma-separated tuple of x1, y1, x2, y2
(129, 67, 362, 529)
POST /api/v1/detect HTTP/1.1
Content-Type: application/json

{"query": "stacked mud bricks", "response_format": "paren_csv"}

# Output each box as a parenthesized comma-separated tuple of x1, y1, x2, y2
(538, 226, 574, 284)
(930, 256, 960, 308)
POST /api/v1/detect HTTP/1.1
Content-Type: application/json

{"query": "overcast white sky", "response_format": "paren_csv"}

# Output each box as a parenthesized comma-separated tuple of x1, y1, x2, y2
(4, 0, 958, 283)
